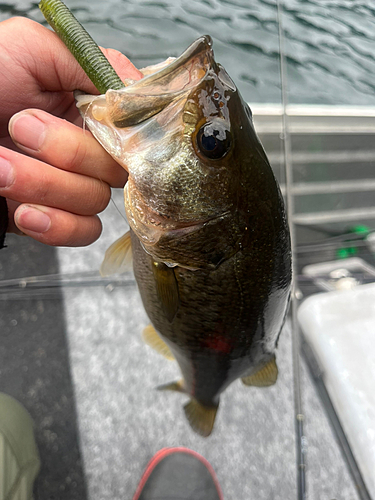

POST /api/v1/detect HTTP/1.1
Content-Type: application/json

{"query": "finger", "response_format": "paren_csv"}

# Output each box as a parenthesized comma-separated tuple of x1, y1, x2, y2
(102, 47, 143, 83)
(9, 109, 127, 188)
(1, 18, 142, 125)
(14, 204, 102, 247)
(0, 147, 110, 216)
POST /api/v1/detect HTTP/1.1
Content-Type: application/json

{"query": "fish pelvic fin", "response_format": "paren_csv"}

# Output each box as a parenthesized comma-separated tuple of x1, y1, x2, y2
(142, 324, 175, 361)
(241, 355, 278, 387)
(184, 400, 218, 438)
(100, 231, 133, 276)
(157, 380, 185, 393)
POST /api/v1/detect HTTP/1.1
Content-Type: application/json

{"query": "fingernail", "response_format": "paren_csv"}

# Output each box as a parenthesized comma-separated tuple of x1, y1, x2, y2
(16, 206, 51, 233)
(9, 113, 46, 152)
(0, 157, 14, 188)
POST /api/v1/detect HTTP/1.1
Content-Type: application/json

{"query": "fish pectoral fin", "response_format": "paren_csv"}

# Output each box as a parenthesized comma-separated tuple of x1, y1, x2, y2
(100, 231, 133, 276)
(157, 380, 185, 393)
(184, 400, 218, 438)
(152, 261, 180, 323)
(241, 355, 278, 387)
(142, 324, 175, 361)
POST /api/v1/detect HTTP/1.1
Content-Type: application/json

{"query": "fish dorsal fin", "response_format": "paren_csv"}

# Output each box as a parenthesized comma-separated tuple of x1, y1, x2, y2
(241, 355, 278, 387)
(142, 324, 175, 361)
(152, 261, 180, 323)
(184, 400, 218, 438)
(100, 231, 133, 277)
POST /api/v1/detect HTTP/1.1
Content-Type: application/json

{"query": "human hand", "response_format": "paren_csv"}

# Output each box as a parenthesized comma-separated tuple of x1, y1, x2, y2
(0, 17, 142, 246)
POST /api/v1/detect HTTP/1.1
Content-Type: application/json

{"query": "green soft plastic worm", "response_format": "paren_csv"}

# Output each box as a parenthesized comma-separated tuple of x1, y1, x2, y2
(39, 0, 125, 93)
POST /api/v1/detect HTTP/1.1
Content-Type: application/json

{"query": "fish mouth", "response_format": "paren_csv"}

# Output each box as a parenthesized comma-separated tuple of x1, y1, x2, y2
(76, 35, 215, 132)
(127, 35, 214, 94)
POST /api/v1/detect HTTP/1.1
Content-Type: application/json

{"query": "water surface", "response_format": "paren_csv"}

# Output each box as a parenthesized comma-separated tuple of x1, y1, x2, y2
(1, 0, 375, 105)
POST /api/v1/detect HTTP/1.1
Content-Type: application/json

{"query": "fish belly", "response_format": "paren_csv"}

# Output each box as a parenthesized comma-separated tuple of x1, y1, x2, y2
(130, 227, 290, 405)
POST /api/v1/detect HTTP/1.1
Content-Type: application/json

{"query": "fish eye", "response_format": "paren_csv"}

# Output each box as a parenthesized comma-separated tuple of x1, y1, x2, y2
(195, 120, 232, 160)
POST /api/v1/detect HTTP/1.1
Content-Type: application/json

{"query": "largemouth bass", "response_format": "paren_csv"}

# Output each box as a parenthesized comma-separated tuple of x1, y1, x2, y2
(76, 36, 292, 437)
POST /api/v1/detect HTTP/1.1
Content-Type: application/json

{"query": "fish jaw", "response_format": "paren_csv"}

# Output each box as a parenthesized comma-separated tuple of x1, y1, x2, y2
(76, 36, 243, 267)
(75, 35, 214, 164)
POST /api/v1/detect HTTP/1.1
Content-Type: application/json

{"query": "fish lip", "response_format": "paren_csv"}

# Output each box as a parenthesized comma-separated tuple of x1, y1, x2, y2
(76, 35, 214, 101)
(76, 35, 215, 132)
(128, 35, 214, 91)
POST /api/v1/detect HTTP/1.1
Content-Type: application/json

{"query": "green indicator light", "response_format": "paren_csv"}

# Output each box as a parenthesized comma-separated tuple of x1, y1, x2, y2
(336, 248, 349, 259)
(350, 225, 370, 236)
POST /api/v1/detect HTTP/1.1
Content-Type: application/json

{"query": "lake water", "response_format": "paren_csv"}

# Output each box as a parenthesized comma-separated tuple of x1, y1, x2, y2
(1, 0, 375, 106)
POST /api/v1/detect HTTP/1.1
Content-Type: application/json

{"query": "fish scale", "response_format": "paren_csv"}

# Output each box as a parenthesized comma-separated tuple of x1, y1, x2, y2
(76, 35, 292, 436)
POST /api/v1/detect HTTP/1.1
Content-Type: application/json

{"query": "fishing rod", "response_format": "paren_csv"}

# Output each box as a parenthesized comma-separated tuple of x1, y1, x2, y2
(276, 2, 307, 499)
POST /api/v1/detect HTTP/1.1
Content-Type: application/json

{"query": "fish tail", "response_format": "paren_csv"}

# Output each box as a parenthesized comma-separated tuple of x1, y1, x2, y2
(157, 381, 218, 436)
(183, 400, 218, 438)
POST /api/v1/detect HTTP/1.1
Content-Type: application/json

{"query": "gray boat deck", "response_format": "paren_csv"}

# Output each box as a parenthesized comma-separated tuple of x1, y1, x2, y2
(1, 105, 374, 500)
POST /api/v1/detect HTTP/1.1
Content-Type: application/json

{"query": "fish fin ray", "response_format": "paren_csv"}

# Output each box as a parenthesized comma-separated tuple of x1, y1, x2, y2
(157, 380, 185, 393)
(183, 400, 218, 438)
(142, 324, 175, 360)
(152, 262, 180, 322)
(100, 231, 132, 276)
(241, 355, 278, 387)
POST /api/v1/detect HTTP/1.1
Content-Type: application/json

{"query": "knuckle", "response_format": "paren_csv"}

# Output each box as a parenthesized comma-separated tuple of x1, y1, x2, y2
(64, 216, 81, 246)
(32, 180, 50, 205)
(64, 136, 88, 173)
(65, 215, 102, 247)
(96, 182, 111, 212)
(85, 181, 111, 214)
